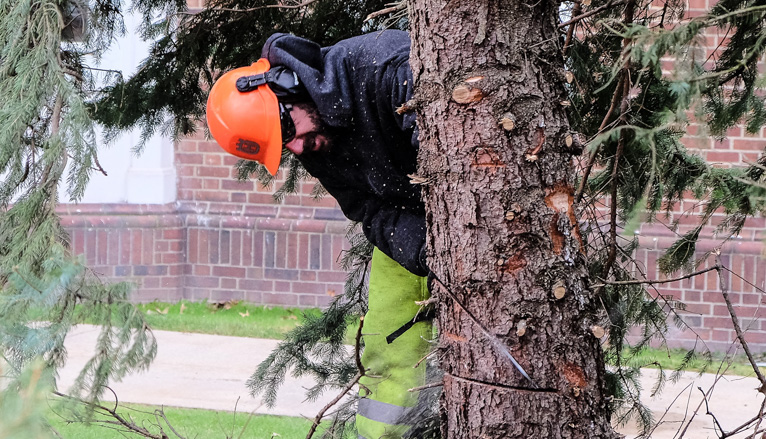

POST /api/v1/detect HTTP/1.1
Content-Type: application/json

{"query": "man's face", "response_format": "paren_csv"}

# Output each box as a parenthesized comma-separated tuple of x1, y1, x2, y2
(283, 103, 331, 156)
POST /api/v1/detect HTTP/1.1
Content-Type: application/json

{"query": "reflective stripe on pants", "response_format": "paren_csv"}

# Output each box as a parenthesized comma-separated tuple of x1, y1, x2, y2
(356, 248, 432, 439)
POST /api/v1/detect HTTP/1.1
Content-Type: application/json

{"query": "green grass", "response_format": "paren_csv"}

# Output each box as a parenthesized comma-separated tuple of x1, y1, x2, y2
(133, 300, 322, 340)
(128, 300, 359, 344)
(49, 403, 316, 439)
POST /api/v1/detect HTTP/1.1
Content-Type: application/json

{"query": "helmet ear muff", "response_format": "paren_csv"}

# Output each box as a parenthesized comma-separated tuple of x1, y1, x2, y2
(235, 66, 308, 103)
(266, 66, 308, 102)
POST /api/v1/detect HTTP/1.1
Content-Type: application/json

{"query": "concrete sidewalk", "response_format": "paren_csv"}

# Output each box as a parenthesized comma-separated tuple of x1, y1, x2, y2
(59, 325, 764, 438)
(58, 325, 337, 418)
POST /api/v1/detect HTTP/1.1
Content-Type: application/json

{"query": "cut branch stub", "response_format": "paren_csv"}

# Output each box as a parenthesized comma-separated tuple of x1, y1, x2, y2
(453, 84, 485, 104)
(553, 281, 566, 299)
(590, 325, 606, 339)
(516, 319, 528, 337)
(500, 117, 515, 131)
(396, 98, 418, 114)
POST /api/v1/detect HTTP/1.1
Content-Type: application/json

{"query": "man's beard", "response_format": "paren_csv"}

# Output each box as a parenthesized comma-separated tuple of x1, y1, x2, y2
(299, 103, 332, 154)
(303, 132, 327, 153)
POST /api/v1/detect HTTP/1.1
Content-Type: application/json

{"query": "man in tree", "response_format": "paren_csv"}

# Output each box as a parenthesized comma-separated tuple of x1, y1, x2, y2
(206, 30, 432, 438)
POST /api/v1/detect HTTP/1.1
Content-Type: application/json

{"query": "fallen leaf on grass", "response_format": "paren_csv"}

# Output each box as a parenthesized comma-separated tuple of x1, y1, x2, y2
(239, 310, 250, 318)
(180, 303, 187, 315)
(208, 299, 241, 311)
(156, 307, 169, 315)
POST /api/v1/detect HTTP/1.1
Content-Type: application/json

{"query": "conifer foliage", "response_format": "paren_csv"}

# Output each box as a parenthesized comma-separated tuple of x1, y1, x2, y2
(0, 0, 155, 418)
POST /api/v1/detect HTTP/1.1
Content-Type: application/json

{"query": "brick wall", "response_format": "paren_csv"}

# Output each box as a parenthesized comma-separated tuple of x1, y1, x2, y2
(634, 224, 766, 352)
(59, 133, 350, 308)
(60, 204, 185, 302)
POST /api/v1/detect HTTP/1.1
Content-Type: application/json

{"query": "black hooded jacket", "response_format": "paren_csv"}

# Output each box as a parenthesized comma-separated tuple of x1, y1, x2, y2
(261, 30, 427, 276)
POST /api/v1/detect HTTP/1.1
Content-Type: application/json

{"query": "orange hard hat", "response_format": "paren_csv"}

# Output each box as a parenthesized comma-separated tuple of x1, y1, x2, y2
(206, 59, 283, 175)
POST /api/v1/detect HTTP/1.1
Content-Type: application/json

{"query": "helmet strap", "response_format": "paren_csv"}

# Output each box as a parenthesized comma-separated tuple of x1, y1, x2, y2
(235, 73, 269, 92)
(236, 66, 308, 102)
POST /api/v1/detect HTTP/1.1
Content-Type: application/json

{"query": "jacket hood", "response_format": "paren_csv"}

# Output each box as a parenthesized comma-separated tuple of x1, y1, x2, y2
(261, 31, 410, 128)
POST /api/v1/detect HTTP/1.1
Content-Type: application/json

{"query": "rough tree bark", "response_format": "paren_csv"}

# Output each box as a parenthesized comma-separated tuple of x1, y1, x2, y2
(408, 1, 621, 438)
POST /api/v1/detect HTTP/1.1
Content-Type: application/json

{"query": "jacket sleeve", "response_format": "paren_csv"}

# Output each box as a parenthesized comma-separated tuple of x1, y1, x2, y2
(354, 40, 426, 275)
(321, 181, 429, 277)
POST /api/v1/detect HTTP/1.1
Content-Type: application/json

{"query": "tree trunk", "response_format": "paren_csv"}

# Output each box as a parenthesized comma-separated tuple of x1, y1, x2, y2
(408, 1, 621, 438)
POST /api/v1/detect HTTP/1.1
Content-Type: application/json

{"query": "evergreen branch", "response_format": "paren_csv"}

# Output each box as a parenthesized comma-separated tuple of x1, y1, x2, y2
(714, 254, 766, 387)
(301, 312, 367, 439)
(574, 25, 630, 203)
(92, 151, 108, 176)
(591, 265, 718, 288)
(558, 0, 625, 29)
(707, 4, 766, 24)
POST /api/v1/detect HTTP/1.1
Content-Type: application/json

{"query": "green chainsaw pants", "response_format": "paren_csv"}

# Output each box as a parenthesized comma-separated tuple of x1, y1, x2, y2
(356, 248, 432, 439)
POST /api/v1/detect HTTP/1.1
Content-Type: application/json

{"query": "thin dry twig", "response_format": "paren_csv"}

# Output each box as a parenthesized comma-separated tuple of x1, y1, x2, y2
(574, 76, 623, 203)
(365, 2, 406, 22)
(644, 382, 693, 438)
(52, 391, 179, 439)
(602, 74, 631, 281)
(562, 1, 582, 55)
(591, 265, 718, 288)
(304, 372, 363, 439)
(698, 386, 726, 436)
(181, 0, 319, 15)
(724, 398, 766, 437)
(155, 408, 187, 439)
(413, 349, 437, 369)
(305, 316, 366, 439)
(558, 0, 626, 28)
(408, 381, 443, 392)
(675, 373, 726, 438)
(715, 254, 766, 386)
(355, 316, 365, 375)
(93, 152, 108, 176)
